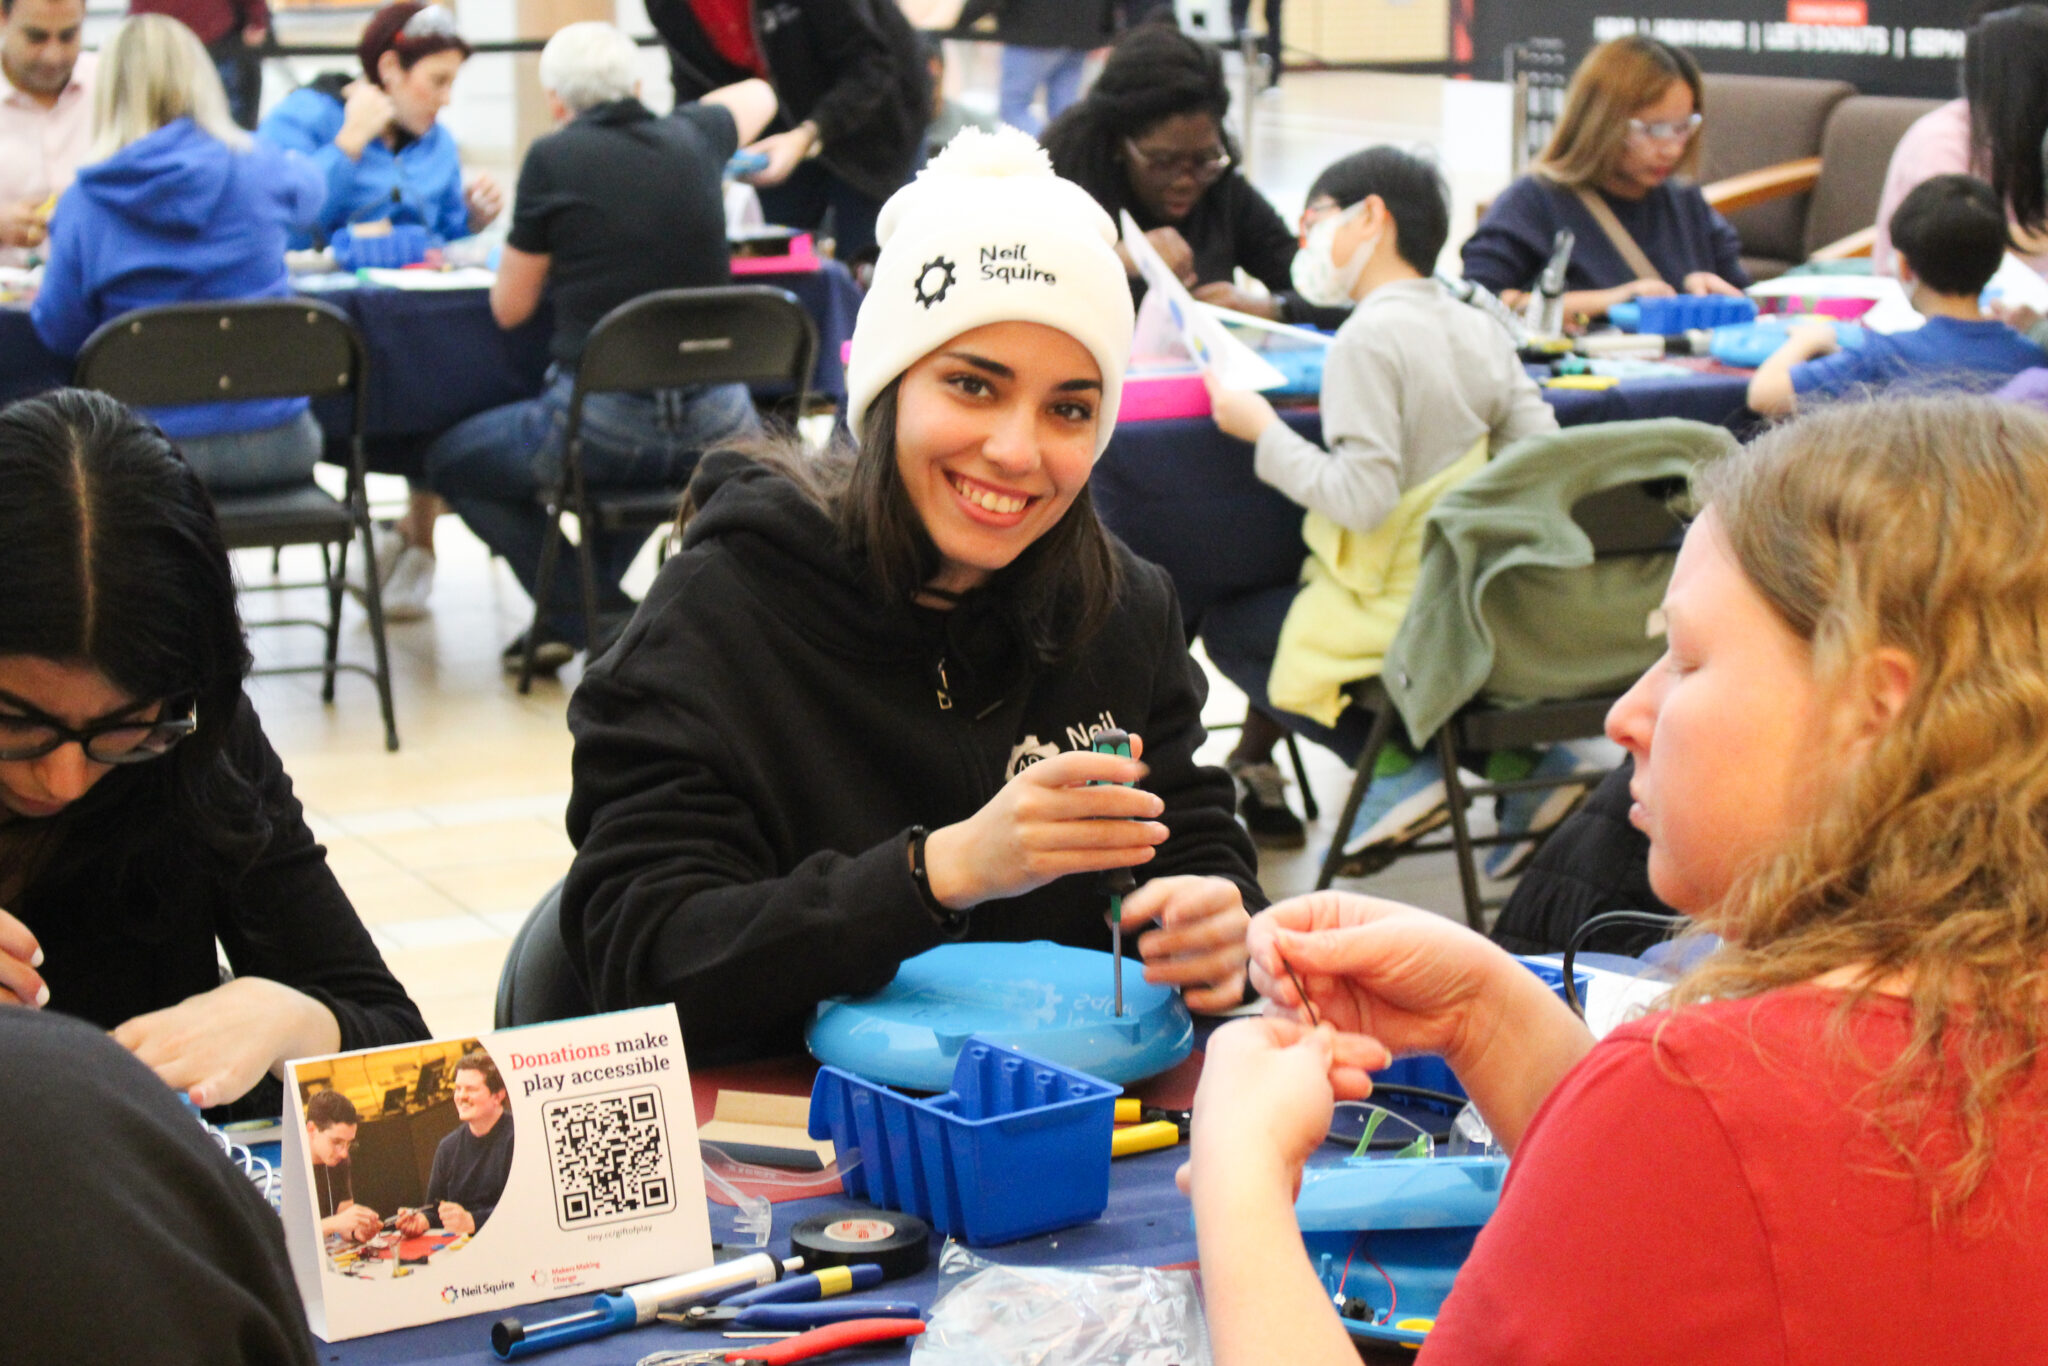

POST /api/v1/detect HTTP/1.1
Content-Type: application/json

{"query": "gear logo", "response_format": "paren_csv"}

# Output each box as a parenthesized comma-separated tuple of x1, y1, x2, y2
(914, 256, 957, 309)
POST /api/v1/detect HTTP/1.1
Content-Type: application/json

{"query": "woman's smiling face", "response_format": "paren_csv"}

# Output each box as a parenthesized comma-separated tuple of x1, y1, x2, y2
(892, 320, 1104, 595)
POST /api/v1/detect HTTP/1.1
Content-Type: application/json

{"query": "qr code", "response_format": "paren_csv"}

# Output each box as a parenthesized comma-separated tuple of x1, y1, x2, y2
(543, 1088, 676, 1230)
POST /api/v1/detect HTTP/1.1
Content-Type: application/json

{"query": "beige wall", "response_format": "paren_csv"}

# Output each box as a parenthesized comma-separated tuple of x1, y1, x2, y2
(1280, 0, 1449, 65)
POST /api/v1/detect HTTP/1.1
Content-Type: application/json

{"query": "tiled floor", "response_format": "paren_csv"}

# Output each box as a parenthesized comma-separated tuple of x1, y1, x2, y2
(249, 68, 1529, 1041)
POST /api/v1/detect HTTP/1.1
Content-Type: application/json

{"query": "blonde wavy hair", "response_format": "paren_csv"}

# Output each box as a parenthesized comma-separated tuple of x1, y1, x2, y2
(90, 14, 248, 163)
(1536, 35, 1703, 190)
(1668, 396, 2048, 1213)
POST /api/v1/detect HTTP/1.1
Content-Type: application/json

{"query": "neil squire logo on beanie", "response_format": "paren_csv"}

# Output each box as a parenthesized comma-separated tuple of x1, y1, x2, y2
(847, 126, 1137, 458)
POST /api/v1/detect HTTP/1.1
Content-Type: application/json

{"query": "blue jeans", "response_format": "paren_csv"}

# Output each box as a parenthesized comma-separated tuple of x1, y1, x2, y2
(425, 367, 757, 645)
(999, 46, 1088, 138)
(756, 161, 884, 265)
(176, 409, 324, 492)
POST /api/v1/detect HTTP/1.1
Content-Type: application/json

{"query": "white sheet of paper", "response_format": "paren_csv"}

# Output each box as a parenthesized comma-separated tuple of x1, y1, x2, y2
(1119, 210, 1287, 390)
(1984, 251, 2048, 313)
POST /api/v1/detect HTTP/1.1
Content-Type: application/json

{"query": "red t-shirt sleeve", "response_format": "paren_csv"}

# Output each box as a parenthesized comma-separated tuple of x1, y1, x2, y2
(1416, 1029, 1789, 1365)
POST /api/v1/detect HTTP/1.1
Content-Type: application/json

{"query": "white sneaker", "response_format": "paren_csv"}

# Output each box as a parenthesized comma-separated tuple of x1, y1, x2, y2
(345, 522, 434, 622)
(378, 545, 435, 621)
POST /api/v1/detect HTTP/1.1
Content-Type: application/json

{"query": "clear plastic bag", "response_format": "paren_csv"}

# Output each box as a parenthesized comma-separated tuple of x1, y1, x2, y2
(909, 1242, 1211, 1366)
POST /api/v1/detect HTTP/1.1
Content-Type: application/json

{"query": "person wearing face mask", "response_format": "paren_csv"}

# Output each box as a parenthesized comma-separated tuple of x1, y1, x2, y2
(1460, 35, 1746, 325)
(1201, 147, 1556, 852)
(561, 127, 1260, 1065)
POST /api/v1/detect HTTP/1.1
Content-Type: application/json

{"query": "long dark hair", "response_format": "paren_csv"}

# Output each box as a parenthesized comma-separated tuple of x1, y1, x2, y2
(1963, 4, 2048, 237)
(1040, 21, 1237, 221)
(683, 383, 1122, 666)
(0, 390, 264, 883)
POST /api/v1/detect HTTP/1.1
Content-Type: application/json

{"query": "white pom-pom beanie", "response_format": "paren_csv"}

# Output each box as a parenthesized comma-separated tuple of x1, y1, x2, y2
(845, 126, 1136, 459)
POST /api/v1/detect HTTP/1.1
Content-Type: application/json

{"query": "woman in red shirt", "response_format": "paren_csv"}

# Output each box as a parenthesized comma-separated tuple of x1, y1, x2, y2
(1188, 394, 2048, 1364)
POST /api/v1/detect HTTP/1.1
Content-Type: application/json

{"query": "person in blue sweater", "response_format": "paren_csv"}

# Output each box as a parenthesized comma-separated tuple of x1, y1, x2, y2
(255, 1, 500, 251)
(31, 13, 326, 490)
(256, 2, 505, 618)
(1461, 36, 1747, 325)
(1748, 174, 2048, 416)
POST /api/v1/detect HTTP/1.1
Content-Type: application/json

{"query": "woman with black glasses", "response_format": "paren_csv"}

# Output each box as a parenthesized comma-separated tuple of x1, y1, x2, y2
(1043, 22, 1348, 328)
(0, 389, 427, 1117)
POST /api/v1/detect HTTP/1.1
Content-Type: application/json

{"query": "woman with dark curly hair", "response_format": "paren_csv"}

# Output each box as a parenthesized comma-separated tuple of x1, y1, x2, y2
(1042, 21, 1345, 326)
(0, 389, 425, 1118)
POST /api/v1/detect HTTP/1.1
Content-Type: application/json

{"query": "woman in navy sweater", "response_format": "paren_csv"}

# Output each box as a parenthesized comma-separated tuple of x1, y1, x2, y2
(1461, 36, 1747, 324)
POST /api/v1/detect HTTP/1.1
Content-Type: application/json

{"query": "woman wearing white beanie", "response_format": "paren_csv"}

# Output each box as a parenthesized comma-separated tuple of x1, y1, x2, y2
(558, 128, 1261, 1063)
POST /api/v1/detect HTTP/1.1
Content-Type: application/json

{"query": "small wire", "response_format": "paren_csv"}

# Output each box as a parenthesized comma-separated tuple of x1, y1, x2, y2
(1336, 1230, 1360, 1302)
(1361, 1237, 1399, 1315)
(1278, 950, 1319, 1027)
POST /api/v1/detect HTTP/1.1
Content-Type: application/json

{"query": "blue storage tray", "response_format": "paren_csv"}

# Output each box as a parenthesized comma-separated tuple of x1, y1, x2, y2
(808, 1036, 1119, 1246)
(333, 223, 434, 270)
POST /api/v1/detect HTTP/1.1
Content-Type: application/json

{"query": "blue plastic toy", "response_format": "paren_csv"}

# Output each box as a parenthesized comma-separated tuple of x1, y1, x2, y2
(809, 1036, 1120, 1245)
(1609, 295, 1756, 334)
(806, 941, 1194, 1092)
(1296, 1154, 1510, 1347)
(1708, 318, 1866, 368)
(331, 223, 434, 270)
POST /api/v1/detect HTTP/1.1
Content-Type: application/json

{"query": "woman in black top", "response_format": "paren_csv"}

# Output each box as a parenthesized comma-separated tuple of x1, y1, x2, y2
(1043, 22, 1346, 328)
(0, 390, 427, 1116)
(563, 130, 1259, 1063)
(1460, 35, 1747, 323)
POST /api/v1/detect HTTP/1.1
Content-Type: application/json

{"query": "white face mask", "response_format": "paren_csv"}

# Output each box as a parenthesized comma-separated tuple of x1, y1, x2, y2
(1290, 200, 1378, 307)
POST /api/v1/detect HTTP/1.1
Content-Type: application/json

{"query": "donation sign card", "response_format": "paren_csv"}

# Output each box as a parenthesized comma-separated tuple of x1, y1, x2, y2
(281, 1006, 709, 1342)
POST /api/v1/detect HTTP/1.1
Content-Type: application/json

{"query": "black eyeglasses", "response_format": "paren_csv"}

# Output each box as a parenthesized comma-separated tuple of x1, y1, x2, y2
(1123, 139, 1233, 184)
(0, 698, 197, 765)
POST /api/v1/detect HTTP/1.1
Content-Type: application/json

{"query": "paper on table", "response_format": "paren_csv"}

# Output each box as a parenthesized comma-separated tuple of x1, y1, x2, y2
(1746, 271, 1924, 334)
(1119, 209, 1286, 390)
(356, 266, 498, 290)
(1984, 251, 2048, 314)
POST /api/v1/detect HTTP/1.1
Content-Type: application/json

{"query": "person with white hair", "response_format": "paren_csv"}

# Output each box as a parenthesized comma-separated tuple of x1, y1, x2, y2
(424, 23, 776, 675)
(30, 13, 325, 491)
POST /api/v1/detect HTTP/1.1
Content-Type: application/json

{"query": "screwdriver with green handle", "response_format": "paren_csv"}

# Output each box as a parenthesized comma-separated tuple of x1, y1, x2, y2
(1091, 728, 1138, 1017)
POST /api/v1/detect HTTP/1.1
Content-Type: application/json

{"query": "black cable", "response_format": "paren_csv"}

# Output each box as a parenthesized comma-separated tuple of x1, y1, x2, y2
(1365, 1082, 1471, 1113)
(1560, 911, 1690, 1018)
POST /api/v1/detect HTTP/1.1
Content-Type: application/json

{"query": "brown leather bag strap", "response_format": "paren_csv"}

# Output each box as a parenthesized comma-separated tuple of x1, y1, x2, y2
(1572, 186, 1663, 284)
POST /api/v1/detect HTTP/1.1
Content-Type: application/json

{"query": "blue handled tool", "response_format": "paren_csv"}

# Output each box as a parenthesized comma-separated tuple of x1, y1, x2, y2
(1091, 728, 1138, 1017)
(490, 1253, 801, 1359)
(716, 1264, 883, 1309)
(670, 1300, 925, 1330)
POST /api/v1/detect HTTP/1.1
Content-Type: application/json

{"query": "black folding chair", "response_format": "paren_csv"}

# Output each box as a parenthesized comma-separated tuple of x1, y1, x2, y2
(520, 285, 819, 693)
(1315, 476, 1693, 930)
(75, 299, 399, 751)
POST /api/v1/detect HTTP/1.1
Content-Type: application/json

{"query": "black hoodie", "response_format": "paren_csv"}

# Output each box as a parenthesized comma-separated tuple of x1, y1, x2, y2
(563, 453, 1263, 1063)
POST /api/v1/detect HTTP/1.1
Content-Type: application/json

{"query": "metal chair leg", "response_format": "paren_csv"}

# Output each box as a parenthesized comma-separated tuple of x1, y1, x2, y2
(1281, 731, 1318, 822)
(570, 463, 603, 659)
(1316, 702, 1398, 890)
(320, 541, 342, 703)
(524, 482, 570, 695)
(350, 472, 400, 752)
(1438, 729, 1488, 932)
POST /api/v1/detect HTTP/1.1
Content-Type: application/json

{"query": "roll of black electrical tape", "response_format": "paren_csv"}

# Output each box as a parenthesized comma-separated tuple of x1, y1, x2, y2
(791, 1210, 931, 1279)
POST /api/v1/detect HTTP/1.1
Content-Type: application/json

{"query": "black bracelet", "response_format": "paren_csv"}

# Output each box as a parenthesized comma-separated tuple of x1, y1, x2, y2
(907, 825, 968, 935)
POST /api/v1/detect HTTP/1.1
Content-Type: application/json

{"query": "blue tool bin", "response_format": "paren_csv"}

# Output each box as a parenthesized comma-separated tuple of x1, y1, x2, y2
(808, 1037, 1120, 1247)
(332, 223, 435, 270)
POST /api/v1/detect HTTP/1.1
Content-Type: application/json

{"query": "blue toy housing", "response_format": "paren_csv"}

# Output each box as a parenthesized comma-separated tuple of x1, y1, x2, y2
(806, 941, 1193, 1092)
(1296, 1154, 1510, 1347)
(809, 1036, 1120, 1246)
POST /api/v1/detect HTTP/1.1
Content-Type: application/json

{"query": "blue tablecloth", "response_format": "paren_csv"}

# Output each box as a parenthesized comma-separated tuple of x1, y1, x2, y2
(1094, 369, 1754, 630)
(324, 1144, 1197, 1365)
(0, 259, 863, 435)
